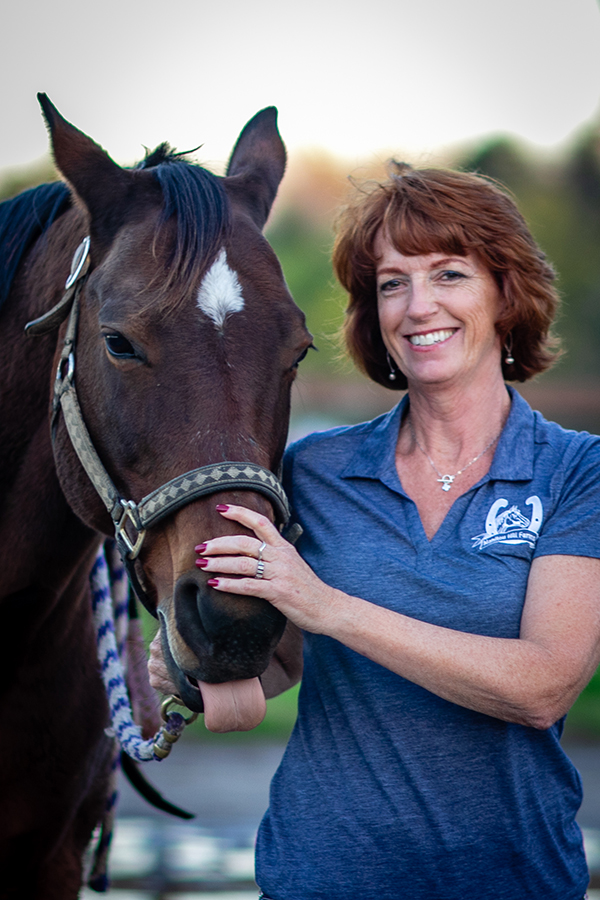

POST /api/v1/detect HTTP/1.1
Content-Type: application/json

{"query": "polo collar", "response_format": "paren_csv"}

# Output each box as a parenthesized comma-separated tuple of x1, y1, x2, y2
(488, 387, 535, 482)
(340, 398, 407, 494)
(341, 386, 535, 488)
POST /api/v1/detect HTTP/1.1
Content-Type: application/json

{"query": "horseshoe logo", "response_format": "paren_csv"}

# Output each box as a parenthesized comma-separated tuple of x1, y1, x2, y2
(473, 495, 544, 550)
(526, 496, 543, 534)
(485, 498, 508, 536)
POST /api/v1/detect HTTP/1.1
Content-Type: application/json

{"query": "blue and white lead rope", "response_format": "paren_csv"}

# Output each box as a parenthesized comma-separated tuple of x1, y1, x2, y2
(87, 542, 191, 892)
(90, 543, 188, 761)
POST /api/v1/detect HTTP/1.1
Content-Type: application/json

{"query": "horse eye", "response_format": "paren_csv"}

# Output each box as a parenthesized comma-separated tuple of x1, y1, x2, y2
(293, 343, 316, 369)
(104, 333, 137, 359)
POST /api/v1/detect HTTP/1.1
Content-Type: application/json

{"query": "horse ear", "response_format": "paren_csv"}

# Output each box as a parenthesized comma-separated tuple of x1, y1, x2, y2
(37, 93, 130, 243)
(224, 107, 286, 230)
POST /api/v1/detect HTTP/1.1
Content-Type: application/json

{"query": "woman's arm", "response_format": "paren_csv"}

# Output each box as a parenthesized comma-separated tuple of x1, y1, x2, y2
(327, 554, 600, 728)
(199, 504, 600, 729)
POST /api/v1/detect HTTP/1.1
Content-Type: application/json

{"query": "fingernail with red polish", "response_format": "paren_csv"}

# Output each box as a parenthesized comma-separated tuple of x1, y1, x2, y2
(195, 558, 209, 569)
(215, 504, 229, 512)
(207, 578, 219, 587)
(195, 543, 207, 553)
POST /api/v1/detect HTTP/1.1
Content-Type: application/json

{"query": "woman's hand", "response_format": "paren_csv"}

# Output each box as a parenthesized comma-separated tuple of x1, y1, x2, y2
(195, 504, 340, 634)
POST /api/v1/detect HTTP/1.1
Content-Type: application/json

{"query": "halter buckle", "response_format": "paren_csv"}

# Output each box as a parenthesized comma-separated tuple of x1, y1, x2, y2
(57, 350, 75, 386)
(114, 501, 147, 559)
(52, 350, 75, 416)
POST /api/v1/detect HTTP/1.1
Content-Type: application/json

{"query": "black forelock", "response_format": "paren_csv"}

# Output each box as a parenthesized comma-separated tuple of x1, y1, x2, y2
(136, 144, 230, 295)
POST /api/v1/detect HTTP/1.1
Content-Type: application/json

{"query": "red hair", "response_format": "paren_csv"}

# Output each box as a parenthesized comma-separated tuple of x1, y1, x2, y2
(333, 162, 561, 388)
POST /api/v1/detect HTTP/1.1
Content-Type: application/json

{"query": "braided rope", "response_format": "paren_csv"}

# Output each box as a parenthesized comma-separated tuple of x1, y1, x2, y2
(87, 543, 192, 891)
(90, 546, 187, 762)
(104, 542, 129, 657)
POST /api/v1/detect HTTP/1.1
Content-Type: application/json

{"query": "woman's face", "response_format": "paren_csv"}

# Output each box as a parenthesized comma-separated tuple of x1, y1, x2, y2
(375, 231, 503, 391)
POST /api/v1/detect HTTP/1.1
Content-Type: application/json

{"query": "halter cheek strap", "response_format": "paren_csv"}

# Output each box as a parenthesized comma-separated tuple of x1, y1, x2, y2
(25, 235, 91, 337)
(26, 237, 294, 617)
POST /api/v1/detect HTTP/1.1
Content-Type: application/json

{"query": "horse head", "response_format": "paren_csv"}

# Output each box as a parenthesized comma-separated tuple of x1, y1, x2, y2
(496, 505, 530, 533)
(38, 96, 312, 721)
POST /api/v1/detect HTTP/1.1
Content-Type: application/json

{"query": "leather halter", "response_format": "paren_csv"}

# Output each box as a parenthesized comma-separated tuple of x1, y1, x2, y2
(25, 237, 292, 617)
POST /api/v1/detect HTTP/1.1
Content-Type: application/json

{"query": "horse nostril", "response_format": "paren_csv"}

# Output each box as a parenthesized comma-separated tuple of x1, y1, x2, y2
(173, 574, 210, 647)
(172, 569, 286, 681)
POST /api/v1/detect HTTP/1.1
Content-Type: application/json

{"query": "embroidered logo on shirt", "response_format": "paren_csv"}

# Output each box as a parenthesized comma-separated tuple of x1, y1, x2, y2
(471, 496, 543, 550)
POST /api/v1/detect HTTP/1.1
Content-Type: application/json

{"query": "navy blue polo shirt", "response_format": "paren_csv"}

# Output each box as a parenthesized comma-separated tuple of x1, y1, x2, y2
(256, 388, 600, 900)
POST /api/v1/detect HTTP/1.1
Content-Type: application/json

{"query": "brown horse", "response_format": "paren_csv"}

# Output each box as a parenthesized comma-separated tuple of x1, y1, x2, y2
(0, 96, 311, 897)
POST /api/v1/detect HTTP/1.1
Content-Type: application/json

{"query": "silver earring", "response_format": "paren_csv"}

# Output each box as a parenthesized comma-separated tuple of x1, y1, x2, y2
(386, 351, 397, 381)
(504, 334, 515, 366)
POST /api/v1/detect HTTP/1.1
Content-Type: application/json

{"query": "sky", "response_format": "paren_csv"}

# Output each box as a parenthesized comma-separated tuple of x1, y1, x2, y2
(1, 0, 600, 176)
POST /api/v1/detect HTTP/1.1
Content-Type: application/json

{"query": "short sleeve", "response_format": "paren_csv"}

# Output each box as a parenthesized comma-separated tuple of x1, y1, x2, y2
(534, 436, 600, 560)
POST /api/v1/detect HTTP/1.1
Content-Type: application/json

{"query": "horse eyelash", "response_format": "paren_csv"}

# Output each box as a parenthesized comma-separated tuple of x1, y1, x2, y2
(294, 343, 317, 368)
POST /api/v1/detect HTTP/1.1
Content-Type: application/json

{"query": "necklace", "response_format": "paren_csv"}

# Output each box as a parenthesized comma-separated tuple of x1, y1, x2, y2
(408, 420, 502, 491)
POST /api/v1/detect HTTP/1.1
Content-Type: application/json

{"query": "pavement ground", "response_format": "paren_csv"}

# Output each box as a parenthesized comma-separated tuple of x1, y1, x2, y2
(80, 736, 600, 898)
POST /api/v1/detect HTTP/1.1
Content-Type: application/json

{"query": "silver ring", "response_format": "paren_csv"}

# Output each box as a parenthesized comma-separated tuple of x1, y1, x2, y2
(255, 559, 266, 580)
(257, 541, 267, 561)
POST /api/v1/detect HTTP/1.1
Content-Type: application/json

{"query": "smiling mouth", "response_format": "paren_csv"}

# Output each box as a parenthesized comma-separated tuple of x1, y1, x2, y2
(407, 328, 457, 347)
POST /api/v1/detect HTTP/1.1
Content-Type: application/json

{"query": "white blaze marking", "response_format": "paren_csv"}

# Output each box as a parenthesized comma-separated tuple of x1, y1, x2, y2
(196, 248, 245, 329)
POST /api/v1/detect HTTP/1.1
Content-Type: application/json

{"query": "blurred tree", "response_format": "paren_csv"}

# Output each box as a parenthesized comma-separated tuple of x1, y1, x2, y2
(462, 137, 533, 195)
(266, 209, 347, 376)
(460, 126, 600, 380)
(0, 158, 57, 201)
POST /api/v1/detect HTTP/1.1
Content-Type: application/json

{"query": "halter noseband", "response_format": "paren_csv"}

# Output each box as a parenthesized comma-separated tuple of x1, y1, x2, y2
(25, 237, 292, 617)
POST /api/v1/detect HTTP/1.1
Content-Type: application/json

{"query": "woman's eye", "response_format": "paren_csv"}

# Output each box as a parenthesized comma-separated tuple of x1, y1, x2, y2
(379, 278, 404, 293)
(440, 270, 466, 281)
(104, 333, 137, 359)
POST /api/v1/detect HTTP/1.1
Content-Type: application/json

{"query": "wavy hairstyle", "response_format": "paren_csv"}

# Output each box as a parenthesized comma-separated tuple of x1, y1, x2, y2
(333, 162, 561, 388)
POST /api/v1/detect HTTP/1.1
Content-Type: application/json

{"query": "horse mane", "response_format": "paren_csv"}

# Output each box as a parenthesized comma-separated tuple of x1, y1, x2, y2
(0, 146, 229, 316)
(136, 143, 231, 306)
(0, 181, 71, 311)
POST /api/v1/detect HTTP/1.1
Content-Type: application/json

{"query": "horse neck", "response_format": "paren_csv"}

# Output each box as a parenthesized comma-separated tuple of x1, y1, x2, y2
(0, 211, 97, 595)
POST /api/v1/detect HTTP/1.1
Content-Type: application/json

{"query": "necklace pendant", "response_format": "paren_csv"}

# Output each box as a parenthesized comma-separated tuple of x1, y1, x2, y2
(438, 475, 455, 491)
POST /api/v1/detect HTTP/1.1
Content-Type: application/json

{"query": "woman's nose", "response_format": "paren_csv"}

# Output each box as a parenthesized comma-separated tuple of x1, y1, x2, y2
(406, 280, 437, 319)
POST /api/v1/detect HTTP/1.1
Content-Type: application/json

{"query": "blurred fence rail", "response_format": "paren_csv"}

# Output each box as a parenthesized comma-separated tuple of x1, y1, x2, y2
(290, 376, 600, 437)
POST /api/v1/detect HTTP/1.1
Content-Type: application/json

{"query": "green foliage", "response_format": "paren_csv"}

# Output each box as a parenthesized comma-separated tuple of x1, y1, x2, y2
(266, 209, 348, 375)
(0, 157, 58, 202)
(565, 671, 600, 739)
(460, 130, 600, 379)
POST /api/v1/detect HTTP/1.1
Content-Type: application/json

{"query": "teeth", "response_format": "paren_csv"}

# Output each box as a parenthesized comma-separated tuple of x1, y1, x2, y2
(408, 329, 455, 346)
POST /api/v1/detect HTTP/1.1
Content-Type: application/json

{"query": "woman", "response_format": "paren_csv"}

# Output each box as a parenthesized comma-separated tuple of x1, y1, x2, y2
(152, 163, 600, 899)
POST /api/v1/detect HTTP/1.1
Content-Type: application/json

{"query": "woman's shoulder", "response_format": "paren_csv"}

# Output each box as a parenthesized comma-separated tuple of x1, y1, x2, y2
(526, 408, 600, 521)
(532, 408, 600, 468)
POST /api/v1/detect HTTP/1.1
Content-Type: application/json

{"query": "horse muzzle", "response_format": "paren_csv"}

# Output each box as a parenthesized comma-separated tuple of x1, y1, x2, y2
(158, 570, 285, 713)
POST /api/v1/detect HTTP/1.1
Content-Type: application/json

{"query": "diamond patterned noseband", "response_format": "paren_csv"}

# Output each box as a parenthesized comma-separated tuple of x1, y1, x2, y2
(25, 237, 291, 616)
